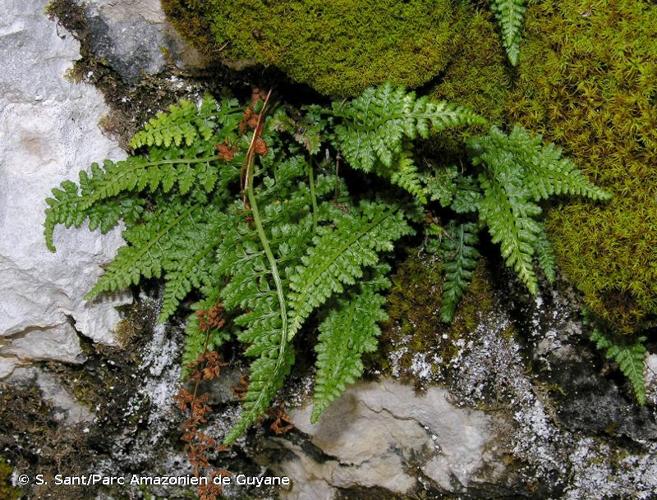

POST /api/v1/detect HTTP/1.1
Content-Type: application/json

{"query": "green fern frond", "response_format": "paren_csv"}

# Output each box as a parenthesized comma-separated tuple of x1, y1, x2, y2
(158, 209, 228, 323)
(215, 209, 296, 444)
(333, 83, 485, 172)
(450, 175, 482, 214)
(591, 329, 647, 405)
(467, 126, 609, 294)
(422, 166, 458, 207)
(389, 153, 428, 204)
(438, 222, 480, 323)
(87, 201, 203, 299)
(311, 268, 390, 423)
(505, 126, 611, 201)
(130, 95, 240, 150)
(477, 166, 541, 294)
(219, 153, 330, 443)
(287, 201, 413, 340)
(44, 176, 145, 252)
(77, 154, 230, 211)
(490, 0, 526, 66)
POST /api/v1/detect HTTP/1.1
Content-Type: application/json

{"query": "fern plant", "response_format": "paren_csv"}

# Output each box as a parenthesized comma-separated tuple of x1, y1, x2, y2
(44, 83, 613, 442)
(590, 328, 647, 405)
(490, 0, 527, 65)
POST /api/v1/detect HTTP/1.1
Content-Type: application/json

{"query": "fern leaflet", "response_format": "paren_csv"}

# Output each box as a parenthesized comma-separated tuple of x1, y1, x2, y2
(287, 201, 413, 340)
(534, 224, 556, 284)
(333, 83, 484, 172)
(591, 329, 647, 405)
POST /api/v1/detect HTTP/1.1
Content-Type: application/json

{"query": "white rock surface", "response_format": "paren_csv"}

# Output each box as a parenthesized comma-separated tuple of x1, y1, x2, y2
(270, 380, 501, 498)
(0, 0, 130, 377)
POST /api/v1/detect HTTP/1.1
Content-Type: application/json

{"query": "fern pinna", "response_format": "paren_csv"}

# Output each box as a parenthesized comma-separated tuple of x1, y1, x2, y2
(45, 83, 613, 442)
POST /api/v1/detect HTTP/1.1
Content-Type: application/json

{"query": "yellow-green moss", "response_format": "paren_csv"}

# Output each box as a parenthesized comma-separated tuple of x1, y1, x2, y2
(0, 458, 19, 500)
(507, 0, 657, 333)
(432, 9, 510, 125)
(163, 0, 465, 96)
(425, 8, 510, 166)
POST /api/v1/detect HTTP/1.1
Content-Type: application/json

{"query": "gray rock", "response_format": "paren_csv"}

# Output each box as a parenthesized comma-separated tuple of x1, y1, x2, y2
(646, 354, 657, 405)
(82, 0, 169, 81)
(0, 0, 130, 377)
(79, 0, 203, 82)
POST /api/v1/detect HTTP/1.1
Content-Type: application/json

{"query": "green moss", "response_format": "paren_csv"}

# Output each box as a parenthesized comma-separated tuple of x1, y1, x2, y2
(163, 0, 464, 96)
(0, 457, 19, 500)
(425, 8, 510, 166)
(371, 250, 495, 382)
(507, 0, 657, 333)
(161, 0, 220, 57)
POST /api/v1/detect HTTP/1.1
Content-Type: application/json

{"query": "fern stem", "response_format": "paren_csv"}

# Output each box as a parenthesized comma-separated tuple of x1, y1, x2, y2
(243, 88, 290, 394)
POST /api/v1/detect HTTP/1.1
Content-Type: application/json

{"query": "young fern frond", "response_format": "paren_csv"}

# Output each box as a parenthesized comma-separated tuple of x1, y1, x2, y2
(287, 201, 413, 340)
(311, 267, 390, 423)
(438, 222, 480, 323)
(422, 166, 459, 207)
(591, 329, 647, 405)
(388, 153, 428, 204)
(490, 0, 526, 66)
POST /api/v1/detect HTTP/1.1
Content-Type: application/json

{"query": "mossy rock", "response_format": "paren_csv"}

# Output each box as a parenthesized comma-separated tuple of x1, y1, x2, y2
(371, 250, 496, 383)
(428, 0, 656, 334)
(432, 8, 510, 125)
(429, 7, 511, 161)
(163, 0, 465, 96)
(507, 0, 657, 333)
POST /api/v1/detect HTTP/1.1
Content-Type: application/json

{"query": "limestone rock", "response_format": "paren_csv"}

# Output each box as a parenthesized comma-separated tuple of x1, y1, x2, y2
(0, 0, 130, 377)
(267, 380, 504, 498)
(80, 0, 204, 81)
(82, 0, 168, 81)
